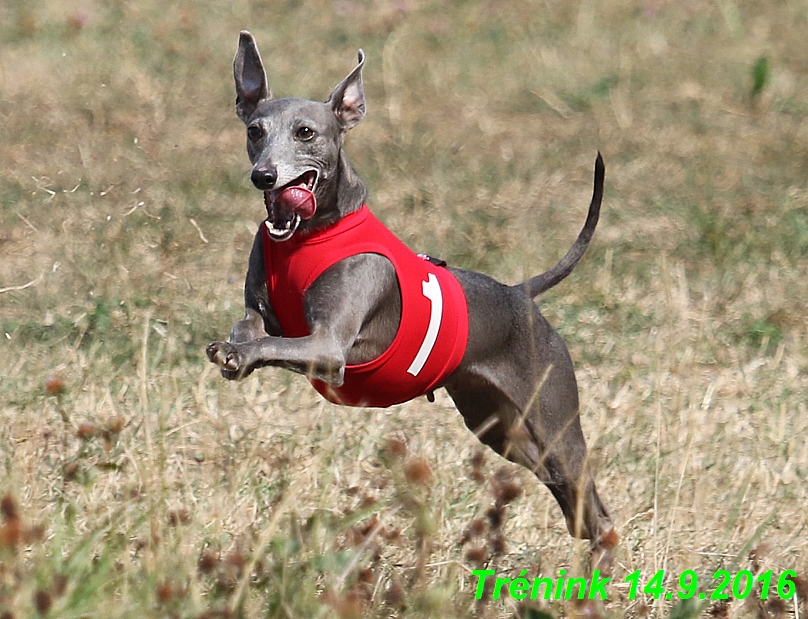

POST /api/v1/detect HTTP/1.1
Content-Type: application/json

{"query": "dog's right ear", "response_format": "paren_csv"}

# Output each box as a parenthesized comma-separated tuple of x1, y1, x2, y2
(234, 31, 271, 123)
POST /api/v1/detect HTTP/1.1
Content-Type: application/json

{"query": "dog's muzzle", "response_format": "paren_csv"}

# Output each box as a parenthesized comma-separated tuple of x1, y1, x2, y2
(264, 170, 317, 241)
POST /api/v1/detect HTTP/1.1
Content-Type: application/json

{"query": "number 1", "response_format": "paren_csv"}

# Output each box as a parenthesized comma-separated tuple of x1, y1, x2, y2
(407, 273, 443, 377)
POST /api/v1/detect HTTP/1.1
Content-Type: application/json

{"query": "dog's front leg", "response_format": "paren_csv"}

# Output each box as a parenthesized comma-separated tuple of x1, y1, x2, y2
(211, 308, 271, 380)
(229, 307, 269, 344)
(206, 329, 346, 384)
(209, 253, 398, 383)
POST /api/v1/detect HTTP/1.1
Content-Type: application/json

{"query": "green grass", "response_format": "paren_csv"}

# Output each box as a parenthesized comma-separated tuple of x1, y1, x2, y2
(2, 0, 808, 617)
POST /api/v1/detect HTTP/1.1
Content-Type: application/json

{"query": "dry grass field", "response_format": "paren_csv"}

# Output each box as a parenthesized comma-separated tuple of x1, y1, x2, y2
(2, 0, 807, 617)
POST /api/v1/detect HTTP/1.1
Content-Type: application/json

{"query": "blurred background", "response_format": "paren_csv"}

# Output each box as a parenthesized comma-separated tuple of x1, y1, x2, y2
(1, 0, 807, 617)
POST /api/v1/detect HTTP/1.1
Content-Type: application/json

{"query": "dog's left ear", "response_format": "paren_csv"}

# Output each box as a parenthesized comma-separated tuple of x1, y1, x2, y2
(327, 50, 366, 130)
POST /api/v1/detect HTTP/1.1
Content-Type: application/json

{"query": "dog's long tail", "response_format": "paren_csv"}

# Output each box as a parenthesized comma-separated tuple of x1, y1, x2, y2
(522, 152, 604, 299)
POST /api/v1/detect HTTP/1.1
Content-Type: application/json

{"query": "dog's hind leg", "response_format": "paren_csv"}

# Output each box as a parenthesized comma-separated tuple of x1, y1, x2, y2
(446, 330, 616, 571)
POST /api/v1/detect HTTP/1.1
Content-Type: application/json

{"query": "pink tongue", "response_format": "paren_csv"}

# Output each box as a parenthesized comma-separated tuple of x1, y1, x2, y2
(276, 185, 316, 220)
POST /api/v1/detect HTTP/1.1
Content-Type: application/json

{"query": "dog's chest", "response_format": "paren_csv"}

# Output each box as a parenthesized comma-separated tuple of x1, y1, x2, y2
(262, 206, 469, 407)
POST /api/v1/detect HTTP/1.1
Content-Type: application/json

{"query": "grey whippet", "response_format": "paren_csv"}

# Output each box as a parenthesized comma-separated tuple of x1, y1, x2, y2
(207, 31, 616, 567)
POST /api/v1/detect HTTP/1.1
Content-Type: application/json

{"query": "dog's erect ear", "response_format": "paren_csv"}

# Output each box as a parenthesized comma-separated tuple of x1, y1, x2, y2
(234, 31, 271, 123)
(326, 50, 366, 130)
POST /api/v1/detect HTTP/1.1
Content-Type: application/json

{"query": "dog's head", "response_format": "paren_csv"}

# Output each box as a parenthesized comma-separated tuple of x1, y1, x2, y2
(234, 31, 366, 241)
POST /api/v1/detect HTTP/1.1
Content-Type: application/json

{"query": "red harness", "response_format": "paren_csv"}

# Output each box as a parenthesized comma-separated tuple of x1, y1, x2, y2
(262, 205, 469, 407)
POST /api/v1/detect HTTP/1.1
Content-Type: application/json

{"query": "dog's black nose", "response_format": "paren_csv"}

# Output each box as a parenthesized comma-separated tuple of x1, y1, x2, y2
(251, 165, 278, 190)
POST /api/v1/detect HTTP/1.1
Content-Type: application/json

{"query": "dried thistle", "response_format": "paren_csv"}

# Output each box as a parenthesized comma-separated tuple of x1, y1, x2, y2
(167, 509, 191, 527)
(23, 524, 45, 544)
(52, 574, 68, 597)
(599, 528, 619, 550)
(358, 494, 377, 509)
(495, 479, 523, 507)
(464, 546, 486, 564)
(356, 514, 382, 539)
(382, 527, 402, 544)
(223, 551, 246, 576)
(403, 457, 433, 487)
(105, 415, 126, 434)
(469, 449, 486, 483)
(748, 544, 770, 572)
(352, 567, 376, 602)
(492, 466, 522, 507)
(489, 532, 506, 555)
(708, 600, 729, 619)
(766, 597, 787, 617)
(460, 517, 487, 546)
(384, 578, 406, 609)
(62, 461, 79, 481)
(382, 435, 408, 462)
(76, 422, 95, 440)
(45, 375, 65, 396)
(485, 506, 503, 529)
(794, 576, 808, 602)
(0, 495, 41, 552)
(756, 600, 771, 619)
(156, 581, 174, 604)
(0, 495, 19, 522)
(322, 587, 365, 619)
(34, 590, 52, 615)
(571, 597, 603, 618)
(468, 517, 487, 537)
(0, 518, 21, 550)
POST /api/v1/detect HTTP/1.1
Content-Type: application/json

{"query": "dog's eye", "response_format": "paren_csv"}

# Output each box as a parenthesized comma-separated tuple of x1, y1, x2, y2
(247, 126, 263, 141)
(295, 126, 315, 141)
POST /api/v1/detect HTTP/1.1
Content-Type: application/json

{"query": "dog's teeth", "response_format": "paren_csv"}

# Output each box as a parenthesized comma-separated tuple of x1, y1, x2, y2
(265, 214, 301, 242)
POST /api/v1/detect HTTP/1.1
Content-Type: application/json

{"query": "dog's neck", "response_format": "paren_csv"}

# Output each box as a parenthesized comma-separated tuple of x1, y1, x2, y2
(302, 148, 368, 233)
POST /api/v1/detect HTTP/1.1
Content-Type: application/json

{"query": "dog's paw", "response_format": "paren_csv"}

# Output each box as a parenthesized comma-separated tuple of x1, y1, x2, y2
(206, 341, 243, 375)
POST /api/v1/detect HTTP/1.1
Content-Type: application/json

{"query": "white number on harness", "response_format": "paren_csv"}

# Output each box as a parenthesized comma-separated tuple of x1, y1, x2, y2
(407, 273, 443, 377)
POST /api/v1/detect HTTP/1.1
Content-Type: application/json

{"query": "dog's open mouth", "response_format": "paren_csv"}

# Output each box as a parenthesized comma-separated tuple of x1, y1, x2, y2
(264, 170, 318, 241)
